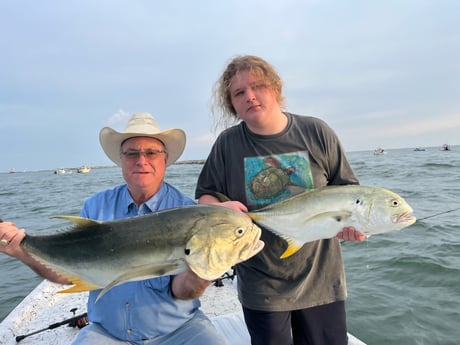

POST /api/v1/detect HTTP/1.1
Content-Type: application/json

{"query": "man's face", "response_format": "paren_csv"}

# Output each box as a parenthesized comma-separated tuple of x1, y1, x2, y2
(120, 136, 168, 198)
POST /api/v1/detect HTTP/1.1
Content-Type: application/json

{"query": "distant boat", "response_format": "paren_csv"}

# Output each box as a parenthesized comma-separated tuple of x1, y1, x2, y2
(54, 168, 72, 174)
(441, 144, 451, 151)
(413, 147, 426, 152)
(373, 148, 386, 155)
(77, 165, 91, 173)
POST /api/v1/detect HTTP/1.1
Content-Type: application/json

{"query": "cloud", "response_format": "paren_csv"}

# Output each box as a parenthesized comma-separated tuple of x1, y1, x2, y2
(0, 0, 459, 170)
(377, 112, 460, 138)
(106, 110, 132, 128)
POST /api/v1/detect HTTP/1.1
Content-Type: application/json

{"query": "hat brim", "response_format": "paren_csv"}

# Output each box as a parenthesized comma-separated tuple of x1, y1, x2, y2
(99, 127, 186, 166)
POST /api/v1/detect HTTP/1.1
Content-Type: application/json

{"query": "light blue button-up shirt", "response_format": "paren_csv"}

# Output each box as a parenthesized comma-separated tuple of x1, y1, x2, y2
(80, 182, 197, 341)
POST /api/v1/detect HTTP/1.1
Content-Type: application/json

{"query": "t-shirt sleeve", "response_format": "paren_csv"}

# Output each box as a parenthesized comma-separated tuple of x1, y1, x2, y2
(195, 138, 227, 199)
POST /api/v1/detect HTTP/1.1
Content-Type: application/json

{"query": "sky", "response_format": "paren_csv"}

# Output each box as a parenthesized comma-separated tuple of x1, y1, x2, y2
(1, 0, 459, 172)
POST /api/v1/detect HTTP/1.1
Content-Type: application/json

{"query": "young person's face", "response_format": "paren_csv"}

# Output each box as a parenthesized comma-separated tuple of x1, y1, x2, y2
(229, 70, 280, 126)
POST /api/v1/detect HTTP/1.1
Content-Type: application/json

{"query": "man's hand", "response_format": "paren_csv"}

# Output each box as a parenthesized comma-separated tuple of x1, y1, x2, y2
(0, 221, 27, 256)
(198, 195, 248, 215)
(0, 220, 71, 284)
(171, 269, 213, 300)
(337, 226, 366, 242)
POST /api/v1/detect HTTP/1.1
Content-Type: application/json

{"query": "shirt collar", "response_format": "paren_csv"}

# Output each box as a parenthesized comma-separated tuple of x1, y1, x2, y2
(124, 182, 167, 216)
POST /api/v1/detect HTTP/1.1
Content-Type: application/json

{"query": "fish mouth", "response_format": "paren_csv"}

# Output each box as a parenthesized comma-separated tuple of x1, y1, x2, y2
(239, 225, 264, 261)
(252, 240, 265, 255)
(395, 211, 416, 225)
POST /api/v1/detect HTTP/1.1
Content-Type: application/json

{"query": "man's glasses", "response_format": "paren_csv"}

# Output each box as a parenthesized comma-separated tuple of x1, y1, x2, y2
(121, 149, 167, 161)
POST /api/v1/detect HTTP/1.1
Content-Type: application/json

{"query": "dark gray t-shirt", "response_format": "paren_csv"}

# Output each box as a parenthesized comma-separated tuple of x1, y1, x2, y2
(196, 113, 359, 311)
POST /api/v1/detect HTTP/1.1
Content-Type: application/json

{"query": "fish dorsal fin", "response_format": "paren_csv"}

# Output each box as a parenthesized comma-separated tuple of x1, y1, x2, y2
(215, 192, 231, 202)
(247, 213, 263, 222)
(49, 215, 101, 227)
(95, 263, 183, 302)
(57, 276, 101, 293)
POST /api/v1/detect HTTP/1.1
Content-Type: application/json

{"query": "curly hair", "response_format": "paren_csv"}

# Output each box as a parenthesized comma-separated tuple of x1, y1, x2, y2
(211, 55, 285, 132)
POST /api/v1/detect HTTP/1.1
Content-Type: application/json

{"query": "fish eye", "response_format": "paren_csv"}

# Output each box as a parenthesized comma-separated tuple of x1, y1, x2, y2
(184, 248, 190, 255)
(235, 227, 245, 237)
(355, 199, 362, 205)
(391, 199, 400, 207)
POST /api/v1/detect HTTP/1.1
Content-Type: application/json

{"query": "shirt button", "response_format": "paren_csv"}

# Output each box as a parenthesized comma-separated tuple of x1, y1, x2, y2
(125, 302, 130, 308)
(127, 328, 132, 333)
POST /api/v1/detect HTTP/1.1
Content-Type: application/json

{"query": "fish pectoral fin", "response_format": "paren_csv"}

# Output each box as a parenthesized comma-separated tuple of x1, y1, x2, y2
(58, 277, 101, 294)
(300, 211, 354, 238)
(49, 215, 101, 227)
(307, 211, 352, 225)
(95, 263, 183, 302)
(280, 238, 304, 259)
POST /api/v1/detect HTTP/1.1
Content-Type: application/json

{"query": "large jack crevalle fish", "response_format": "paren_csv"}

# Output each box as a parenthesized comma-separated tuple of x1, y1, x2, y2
(222, 185, 416, 259)
(21, 205, 264, 300)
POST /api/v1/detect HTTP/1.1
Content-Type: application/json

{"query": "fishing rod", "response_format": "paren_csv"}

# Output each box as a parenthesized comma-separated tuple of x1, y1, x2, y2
(15, 308, 88, 342)
(417, 207, 460, 221)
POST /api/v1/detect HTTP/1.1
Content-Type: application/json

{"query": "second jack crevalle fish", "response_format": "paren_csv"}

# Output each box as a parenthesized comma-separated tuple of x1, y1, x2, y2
(246, 185, 416, 258)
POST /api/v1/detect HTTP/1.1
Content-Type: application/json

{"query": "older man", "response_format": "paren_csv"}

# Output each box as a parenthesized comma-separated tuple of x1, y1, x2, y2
(0, 112, 228, 345)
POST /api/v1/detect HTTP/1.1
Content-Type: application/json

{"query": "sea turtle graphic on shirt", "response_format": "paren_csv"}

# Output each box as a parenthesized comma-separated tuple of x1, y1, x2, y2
(248, 156, 300, 200)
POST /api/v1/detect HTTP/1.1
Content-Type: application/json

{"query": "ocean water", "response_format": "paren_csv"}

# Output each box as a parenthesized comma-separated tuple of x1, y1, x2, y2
(1, 147, 459, 345)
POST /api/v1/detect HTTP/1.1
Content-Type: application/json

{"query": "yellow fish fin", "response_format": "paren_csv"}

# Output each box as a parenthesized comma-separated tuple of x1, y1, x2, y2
(248, 214, 304, 259)
(280, 238, 304, 259)
(248, 213, 262, 221)
(49, 215, 101, 227)
(58, 277, 101, 293)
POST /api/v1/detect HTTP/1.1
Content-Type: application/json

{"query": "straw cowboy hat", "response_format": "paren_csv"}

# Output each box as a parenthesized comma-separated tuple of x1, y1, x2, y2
(99, 112, 186, 166)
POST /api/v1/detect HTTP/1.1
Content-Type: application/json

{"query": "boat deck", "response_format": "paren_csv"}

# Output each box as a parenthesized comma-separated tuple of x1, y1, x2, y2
(0, 279, 366, 345)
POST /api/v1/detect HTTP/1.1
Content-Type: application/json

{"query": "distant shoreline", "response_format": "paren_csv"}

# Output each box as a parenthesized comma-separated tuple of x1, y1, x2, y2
(174, 160, 205, 165)
(4, 144, 458, 173)
(1, 160, 206, 174)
